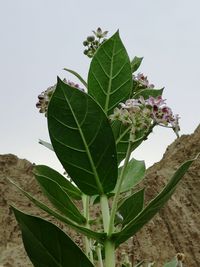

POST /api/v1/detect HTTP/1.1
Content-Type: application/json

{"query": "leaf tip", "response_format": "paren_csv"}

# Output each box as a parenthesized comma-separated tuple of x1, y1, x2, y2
(57, 76, 62, 84)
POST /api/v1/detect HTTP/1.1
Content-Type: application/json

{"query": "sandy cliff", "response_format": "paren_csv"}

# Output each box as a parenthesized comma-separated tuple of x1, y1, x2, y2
(0, 126, 200, 266)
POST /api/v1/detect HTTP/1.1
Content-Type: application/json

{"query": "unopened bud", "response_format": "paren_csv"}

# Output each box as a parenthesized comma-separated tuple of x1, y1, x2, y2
(83, 40, 89, 46)
(38, 94, 44, 100)
(87, 35, 95, 42)
(94, 40, 99, 46)
(36, 102, 41, 108)
(83, 49, 88, 55)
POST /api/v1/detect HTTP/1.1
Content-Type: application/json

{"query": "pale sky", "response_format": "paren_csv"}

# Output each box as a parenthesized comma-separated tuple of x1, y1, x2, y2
(1, 0, 200, 172)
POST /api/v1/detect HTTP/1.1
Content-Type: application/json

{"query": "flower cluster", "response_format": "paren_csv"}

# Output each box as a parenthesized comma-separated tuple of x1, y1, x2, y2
(83, 27, 108, 58)
(109, 95, 180, 141)
(133, 73, 155, 89)
(36, 80, 84, 116)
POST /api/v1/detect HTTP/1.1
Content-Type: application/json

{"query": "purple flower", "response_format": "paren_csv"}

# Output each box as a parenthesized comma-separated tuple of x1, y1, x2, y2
(36, 79, 85, 116)
(109, 95, 180, 140)
(146, 95, 166, 107)
(133, 73, 155, 88)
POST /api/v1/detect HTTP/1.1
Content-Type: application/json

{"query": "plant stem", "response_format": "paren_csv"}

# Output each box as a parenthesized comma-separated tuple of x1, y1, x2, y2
(104, 240, 115, 267)
(108, 141, 132, 236)
(100, 194, 110, 232)
(96, 244, 104, 267)
(100, 194, 116, 267)
(82, 194, 94, 263)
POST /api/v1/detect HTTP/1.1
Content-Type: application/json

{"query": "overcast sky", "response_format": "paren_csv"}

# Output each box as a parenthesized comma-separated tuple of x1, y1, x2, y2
(1, 0, 200, 172)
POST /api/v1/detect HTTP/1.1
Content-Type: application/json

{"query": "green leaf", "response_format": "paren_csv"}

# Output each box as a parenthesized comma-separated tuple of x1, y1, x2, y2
(34, 167, 85, 224)
(112, 121, 131, 164)
(117, 189, 144, 226)
(34, 165, 82, 200)
(12, 207, 94, 267)
(113, 156, 197, 246)
(39, 139, 54, 151)
(163, 258, 177, 267)
(63, 68, 87, 88)
(113, 158, 146, 193)
(131, 56, 143, 73)
(133, 88, 164, 99)
(88, 31, 132, 115)
(8, 178, 105, 241)
(48, 77, 118, 195)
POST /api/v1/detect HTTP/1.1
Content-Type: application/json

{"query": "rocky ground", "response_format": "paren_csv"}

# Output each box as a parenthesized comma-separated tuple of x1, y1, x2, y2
(0, 125, 200, 266)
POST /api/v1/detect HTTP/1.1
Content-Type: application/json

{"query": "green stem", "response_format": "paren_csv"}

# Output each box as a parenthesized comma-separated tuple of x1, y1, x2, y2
(116, 125, 132, 145)
(100, 194, 110, 233)
(96, 244, 104, 267)
(108, 141, 132, 236)
(100, 195, 116, 267)
(82, 194, 94, 263)
(104, 240, 115, 267)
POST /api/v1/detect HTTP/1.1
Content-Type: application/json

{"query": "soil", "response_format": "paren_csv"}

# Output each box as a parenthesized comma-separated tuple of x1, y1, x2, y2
(0, 125, 200, 266)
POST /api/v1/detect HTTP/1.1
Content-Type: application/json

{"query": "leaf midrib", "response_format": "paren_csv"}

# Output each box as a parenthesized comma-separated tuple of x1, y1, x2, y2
(104, 38, 116, 114)
(10, 179, 104, 240)
(20, 221, 63, 267)
(36, 174, 85, 224)
(62, 88, 104, 194)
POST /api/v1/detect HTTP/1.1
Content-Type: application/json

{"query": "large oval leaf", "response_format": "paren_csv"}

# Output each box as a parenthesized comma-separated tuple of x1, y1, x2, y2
(48, 77, 118, 195)
(112, 156, 197, 246)
(115, 158, 146, 194)
(12, 208, 94, 267)
(88, 31, 132, 115)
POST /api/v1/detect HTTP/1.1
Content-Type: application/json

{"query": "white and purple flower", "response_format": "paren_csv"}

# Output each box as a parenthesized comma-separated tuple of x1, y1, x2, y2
(110, 95, 180, 140)
(36, 79, 85, 116)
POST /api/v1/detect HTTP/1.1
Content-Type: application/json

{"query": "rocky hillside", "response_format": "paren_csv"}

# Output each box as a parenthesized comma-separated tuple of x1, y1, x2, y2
(0, 125, 200, 267)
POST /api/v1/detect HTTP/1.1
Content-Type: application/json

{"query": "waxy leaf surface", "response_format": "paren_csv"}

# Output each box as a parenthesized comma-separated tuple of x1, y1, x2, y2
(114, 158, 146, 193)
(117, 189, 144, 226)
(88, 31, 132, 115)
(131, 56, 143, 73)
(13, 208, 94, 267)
(8, 178, 105, 241)
(48, 78, 118, 195)
(34, 167, 85, 224)
(113, 157, 197, 246)
(34, 165, 82, 200)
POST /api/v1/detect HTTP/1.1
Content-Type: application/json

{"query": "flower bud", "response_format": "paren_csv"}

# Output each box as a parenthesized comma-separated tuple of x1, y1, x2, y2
(83, 40, 89, 46)
(36, 102, 41, 108)
(38, 94, 44, 100)
(94, 40, 99, 46)
(83, 49, 88, 55)
(87, 35, 95, 42)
